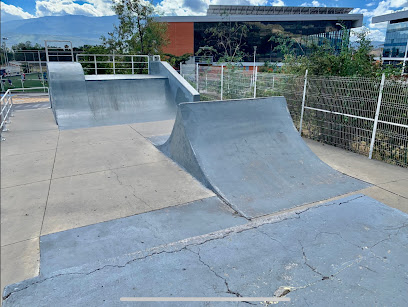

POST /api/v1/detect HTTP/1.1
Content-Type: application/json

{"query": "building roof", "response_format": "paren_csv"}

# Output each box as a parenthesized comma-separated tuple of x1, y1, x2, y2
(157, 14, 363, 28)
(372, 10, 408, 23)
(207, 5, 353, 15)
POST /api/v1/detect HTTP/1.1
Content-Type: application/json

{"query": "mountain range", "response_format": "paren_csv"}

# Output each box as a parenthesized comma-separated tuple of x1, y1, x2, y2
(1, 15, 118, 47)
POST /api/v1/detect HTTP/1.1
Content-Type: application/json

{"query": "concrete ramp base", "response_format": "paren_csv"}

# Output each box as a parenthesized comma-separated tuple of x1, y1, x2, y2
(159, 97, 370, 218)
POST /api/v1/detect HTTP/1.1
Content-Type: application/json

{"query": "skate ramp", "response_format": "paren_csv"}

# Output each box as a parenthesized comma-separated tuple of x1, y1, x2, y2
(48, 62, 198, 130)
(84, 77, 175, 127)
(48, 62, 97, 128)
(159, 97, 370, 218)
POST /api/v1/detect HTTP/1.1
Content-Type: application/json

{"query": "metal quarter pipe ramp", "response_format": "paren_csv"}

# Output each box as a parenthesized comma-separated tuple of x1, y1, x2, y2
(48, 62, 198, 130)
(159, 97, 370, 218)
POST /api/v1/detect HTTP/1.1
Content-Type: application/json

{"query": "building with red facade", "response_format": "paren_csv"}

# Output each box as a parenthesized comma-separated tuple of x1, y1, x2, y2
(157, 5, 363, 62)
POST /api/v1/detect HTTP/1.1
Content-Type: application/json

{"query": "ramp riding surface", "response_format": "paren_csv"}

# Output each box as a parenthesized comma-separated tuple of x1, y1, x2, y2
(48, 63, 177, 129)
(159, 97, 370, 218)
(48, 62, 96, 128)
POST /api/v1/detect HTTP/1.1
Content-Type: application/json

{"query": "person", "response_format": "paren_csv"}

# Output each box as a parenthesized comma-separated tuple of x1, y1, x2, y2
(21, 73, 26, 81)
(8, 79, 13, 87)
(43, 71, 47, 81)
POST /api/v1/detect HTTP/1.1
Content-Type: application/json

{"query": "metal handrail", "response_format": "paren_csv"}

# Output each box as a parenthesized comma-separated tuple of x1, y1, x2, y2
(1, 87, 49, 141)
(76, 54, 150, 75)
(1, 89, 14, 140)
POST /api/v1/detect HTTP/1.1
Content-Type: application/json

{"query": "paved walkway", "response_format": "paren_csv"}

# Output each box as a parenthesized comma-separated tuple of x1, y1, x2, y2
(1, 108, 407, 298)
(1, 109, 211, 293)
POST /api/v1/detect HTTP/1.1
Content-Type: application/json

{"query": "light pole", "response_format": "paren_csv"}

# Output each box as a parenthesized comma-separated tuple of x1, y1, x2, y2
(336, 22, 349, 54)
(2, 37, 9, 67)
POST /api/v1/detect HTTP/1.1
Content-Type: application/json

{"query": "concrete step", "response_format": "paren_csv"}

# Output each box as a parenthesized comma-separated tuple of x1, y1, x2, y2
(39, 196, 247, 276)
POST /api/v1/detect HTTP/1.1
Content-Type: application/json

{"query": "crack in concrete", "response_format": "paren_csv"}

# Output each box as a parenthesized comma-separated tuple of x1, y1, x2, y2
(256, 228, 298, 253)
(384, 223, 408, 236)
(110, 169, 152, 210)
(3, 246, 189, 300)
(1, 194, 382, 302)
(313, 231, 363, 250)
(186, 247, 256, 306)
(294, 195, 365, 219)
(300, 243, 326, 278)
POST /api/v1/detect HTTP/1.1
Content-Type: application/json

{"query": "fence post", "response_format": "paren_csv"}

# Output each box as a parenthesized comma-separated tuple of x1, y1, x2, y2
(369, 73, 386, 160)
(221, 65, 224, 100)
(253, 66, 258, 98)
(131, 56, 134, 75)
(38, 50, 46, 92)
(272, 75, 275, 91)
(299, 69, 308, 135)
(196, 63, 199, 90)
(113, 54, 116, 75)
(94, 55, 97, 75)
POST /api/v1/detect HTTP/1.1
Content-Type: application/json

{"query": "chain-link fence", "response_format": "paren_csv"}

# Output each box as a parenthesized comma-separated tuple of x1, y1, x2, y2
(185, 65, 408, 168)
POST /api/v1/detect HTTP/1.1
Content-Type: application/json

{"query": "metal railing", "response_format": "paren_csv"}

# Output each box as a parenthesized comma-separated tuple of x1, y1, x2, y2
(76, 54, 150, 75)
(0, 87, 49, 141)
(45, 40, 74, 62)
(186, 65, 408, 167)
(194, 56, 214, 64)
(1, 90, 14, 140)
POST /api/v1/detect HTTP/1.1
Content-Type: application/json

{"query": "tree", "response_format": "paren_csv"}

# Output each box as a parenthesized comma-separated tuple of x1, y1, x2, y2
(12, 41, 43, 51)
(273, 28, 401, 78)
(163, 53, 193, 70)
(102, 0, 168, 54)
(204, 21, 248, 64)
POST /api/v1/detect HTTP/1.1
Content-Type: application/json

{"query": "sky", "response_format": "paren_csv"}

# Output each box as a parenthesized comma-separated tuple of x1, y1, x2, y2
(1, 0, 408, 41)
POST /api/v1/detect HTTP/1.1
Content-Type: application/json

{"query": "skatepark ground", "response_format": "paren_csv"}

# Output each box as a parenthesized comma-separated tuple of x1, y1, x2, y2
(1, 106, 407, 305)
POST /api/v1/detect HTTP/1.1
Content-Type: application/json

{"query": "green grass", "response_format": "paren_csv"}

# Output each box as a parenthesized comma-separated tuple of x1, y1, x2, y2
(1, 73, 48, 92)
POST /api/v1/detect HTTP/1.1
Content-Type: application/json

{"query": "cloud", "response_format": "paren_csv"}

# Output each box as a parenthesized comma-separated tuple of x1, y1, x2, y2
(35, 0, 114, 17)
(351, 0, 408, 42)
(350, 27, 386, 42)
(183, 0, 208, 12)
(157, 0, 284, 16)
(1, 0, 288, 21)
(352, 0, 408, 18)
(1, 1, 35, 22)
(271, 0, 285, 6)
(301, 1, 327, 7)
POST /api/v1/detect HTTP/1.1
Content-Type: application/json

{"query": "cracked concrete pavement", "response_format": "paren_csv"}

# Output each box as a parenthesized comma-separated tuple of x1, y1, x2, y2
(1, 107, 407, 306)
(1, 109, 214, 293)
(3, 195, 408, 306)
